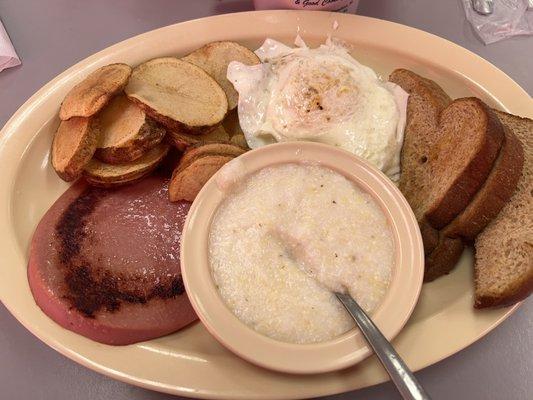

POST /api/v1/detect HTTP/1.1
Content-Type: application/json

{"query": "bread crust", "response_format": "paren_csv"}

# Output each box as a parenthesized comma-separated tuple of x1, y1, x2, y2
(473, 111, 533, 308)
(444, 125, 524, 240)
(392, 69, 451, 214)
(425, 98, 505, 229)
(474, 267, 533, 308)
(391, 69, 506, 231)
(424, 236, 465, 282)
(419, 219, 439, 256)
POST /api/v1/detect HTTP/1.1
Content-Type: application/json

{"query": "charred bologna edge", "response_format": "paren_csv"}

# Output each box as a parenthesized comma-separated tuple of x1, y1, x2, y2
(28, 176, 197, 345)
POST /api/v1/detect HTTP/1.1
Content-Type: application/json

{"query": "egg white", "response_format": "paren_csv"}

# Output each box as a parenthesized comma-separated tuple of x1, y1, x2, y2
(227, 38, 408, 180)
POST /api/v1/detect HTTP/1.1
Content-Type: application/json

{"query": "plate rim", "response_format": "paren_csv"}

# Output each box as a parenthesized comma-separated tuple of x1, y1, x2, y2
(0, 10, 527, 400)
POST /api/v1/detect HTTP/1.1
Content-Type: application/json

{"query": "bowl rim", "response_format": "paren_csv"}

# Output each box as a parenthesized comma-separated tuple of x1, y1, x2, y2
(181, 141, 424, 374)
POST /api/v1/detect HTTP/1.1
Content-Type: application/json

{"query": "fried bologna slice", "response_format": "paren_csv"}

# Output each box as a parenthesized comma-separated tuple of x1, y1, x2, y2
(95, 94, 166, 164)
(83, 143, 169, 187)
(125, 57, 228, 133)
(474, 112, 533, 308)
(51, 117, 99, 181)
(169, 155, 234, 202)
(390, 69, 504, 229)
(167, 125, 229, 151)
(443, 125, 524, 240)
(182, 41, 259, 110)
(60, 63, 131, 120)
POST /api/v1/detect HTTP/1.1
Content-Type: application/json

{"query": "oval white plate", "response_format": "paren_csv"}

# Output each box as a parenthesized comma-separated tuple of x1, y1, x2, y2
(0, 11, 530, 400)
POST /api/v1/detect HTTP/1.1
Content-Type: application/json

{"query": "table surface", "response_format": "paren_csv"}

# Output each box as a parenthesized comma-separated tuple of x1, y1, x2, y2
(1, 1, 532, 399)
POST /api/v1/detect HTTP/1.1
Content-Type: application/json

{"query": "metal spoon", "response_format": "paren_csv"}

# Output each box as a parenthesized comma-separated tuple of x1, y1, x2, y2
(336, 292, 431, 400)
(472, 0, 494, 15)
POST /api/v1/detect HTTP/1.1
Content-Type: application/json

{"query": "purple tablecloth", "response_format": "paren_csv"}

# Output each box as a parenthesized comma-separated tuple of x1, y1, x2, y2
(0, 1, 531, 399)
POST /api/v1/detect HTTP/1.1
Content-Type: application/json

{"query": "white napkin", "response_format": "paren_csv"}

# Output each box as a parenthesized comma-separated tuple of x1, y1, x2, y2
(0, 19, 21, 72)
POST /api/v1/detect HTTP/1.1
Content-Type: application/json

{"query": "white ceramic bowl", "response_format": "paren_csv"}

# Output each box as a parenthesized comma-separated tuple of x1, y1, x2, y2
(181, 142, 424, 374)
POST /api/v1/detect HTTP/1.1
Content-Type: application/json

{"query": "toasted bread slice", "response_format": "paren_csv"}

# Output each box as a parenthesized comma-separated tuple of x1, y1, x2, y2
(421, 97, 504, 228)
(443, 125, 524, 240)
(169, 155, 234, 202)
(60, 63, 131, 120)
(178, 142, 245, 168)
(419, 219, 439, 256)
(83, 143, 169, 187)
(125, 57, 228, 133)
(95, 94, 166, 164)
(421, 217, 465, 282)
(167, 125, 229, 151)
(51, 117, 99, 181)
(424, 236, 465, 282)
(390, 69, 504, 229)
(390, 68, 450, 225)
(474, 112, 533, 308)
(182, 41, 259, 110)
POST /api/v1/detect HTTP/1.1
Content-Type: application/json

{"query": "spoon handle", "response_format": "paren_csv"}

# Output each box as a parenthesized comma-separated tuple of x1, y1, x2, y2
(336, 293, 431, 400)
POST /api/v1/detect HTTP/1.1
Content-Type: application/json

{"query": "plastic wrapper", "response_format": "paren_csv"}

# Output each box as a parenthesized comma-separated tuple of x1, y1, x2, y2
(462, 0, 533, 44)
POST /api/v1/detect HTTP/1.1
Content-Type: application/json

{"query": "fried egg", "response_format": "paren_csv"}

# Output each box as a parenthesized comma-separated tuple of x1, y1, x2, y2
(227, 38, 408, 179)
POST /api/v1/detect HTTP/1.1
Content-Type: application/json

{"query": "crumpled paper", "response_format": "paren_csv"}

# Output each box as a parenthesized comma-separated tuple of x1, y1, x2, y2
(0, 19, 21, 72)
(462, 0, 533, 44)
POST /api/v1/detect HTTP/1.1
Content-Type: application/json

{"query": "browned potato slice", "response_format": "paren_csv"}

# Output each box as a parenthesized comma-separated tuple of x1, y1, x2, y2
(230, 134, 249, 149)
(125, 57, 228, 133)
(182, 41, 259, 110)
(167, 125, 229, 151)
(222, 108, 245, 137)
(60, 63, 132, 120)
(83, 143, 169, 187)
(169, 155, 234, 202)
(51, 117, 99, 181)
(95, 94, 166, 164)
(82, 174, 149, 189)
(179, 143, 245, 168)
(221, 109, 249, 149)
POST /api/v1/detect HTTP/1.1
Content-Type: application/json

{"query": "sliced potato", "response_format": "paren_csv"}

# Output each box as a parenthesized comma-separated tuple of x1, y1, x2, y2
(169, 155, 234, 202)
(167, 125, 229, 151)
(222, 109, 249, 149)
(95, 94, 166, 164)
(83, 143, 169, 187)
(178, 142, 245, 169)
(60, 63, 132, 120)
(222, 108, 245, 137)
(182, 41, 259, 110)
(125, 57, 228, 133)
(51, 117, 99, 181)
(158, 146, 182, 177)
(82, 174, 149, 189)
(230, 134, 249, 149)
